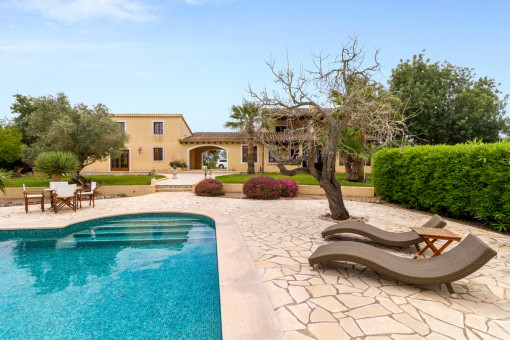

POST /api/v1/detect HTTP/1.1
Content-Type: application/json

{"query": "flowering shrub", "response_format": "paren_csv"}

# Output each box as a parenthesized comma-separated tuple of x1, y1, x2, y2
(278, 179, 298, 197)
(243, 176, 282, 200)
(195, 179, 224, 197)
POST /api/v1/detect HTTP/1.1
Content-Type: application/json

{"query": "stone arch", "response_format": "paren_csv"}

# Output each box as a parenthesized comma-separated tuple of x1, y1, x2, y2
(186, 144, 228, 170)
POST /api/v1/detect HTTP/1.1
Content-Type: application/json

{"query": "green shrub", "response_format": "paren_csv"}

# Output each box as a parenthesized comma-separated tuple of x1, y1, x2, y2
(0, 170, 11, 193)
(34, 151, 80, 182)
(373, 142, 510, 231)
(169, 160, 187, 169)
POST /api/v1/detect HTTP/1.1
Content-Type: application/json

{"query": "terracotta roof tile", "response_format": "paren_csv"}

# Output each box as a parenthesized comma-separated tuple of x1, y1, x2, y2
(180, 132, 313, 142)
(181, 132, 247, 141)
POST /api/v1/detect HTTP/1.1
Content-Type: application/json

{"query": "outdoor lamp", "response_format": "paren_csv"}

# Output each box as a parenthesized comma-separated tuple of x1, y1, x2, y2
(151, 168, 156, 179)
(138, 147, 142, 154)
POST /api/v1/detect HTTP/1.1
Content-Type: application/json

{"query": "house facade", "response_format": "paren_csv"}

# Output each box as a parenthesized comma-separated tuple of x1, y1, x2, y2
(82, 112, 344, 174)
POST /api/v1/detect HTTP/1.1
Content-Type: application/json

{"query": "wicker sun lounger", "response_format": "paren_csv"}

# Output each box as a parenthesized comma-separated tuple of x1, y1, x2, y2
(321, 214, 447, 249)
(308, 234, 496, 294)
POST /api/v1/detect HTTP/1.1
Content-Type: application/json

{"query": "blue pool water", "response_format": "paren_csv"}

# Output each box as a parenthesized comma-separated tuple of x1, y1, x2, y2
(0, 213, 222, 339)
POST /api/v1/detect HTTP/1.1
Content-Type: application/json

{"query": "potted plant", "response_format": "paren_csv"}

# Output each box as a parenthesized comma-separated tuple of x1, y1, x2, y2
(34, 151, 79, 182)
(169, 160, 186, 169)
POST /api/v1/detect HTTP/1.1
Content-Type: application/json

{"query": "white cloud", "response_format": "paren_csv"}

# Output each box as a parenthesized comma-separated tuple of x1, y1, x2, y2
(15, 0, 153, 22)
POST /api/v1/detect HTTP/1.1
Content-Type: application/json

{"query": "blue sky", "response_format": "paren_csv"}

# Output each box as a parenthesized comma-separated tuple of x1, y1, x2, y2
(0, 0, 508, 132)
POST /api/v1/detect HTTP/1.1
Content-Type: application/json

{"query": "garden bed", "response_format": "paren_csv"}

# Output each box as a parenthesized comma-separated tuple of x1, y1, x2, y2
(5, 175, 165, 187)
(215, 173, 373, 187)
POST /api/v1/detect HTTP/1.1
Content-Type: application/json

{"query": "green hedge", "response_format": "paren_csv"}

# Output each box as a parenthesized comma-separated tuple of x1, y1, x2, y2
(373, 142, 510, 231)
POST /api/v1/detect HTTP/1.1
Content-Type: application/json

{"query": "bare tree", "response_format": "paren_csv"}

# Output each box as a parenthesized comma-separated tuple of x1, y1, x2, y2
(248, 37, 407, 220)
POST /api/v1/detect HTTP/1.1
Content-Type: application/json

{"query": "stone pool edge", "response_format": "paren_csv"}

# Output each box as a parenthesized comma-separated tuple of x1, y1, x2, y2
(0, 210, 284, 340)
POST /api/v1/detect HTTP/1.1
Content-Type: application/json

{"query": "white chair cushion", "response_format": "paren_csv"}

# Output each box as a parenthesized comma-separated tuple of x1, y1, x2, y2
(26, 194, 43, 198)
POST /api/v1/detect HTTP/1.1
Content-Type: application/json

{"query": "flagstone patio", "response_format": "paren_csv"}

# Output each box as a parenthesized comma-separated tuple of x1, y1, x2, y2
(1, 192, 509, 339)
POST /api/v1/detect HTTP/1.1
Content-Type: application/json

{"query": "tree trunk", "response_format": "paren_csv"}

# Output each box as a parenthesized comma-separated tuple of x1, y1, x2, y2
(357, 162, 365, 182)
(345, 161, 353, 181)
(247, 140, 255, 174)
(52, 174, 62, 182)
(320, 176, 350, 220)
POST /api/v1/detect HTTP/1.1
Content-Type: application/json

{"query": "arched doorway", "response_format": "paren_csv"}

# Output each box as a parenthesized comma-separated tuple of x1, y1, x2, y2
(186, 145, 228, 170)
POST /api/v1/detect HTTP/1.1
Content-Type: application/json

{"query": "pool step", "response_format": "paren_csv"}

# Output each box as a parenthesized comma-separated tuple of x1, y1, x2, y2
(70, 234, 192, 241)
(101, 220, 204, 226)
(73, 229, 215, 239)
(96, 222, 206, 229)
(102, 218, 203, 224)
(59, 236, 216, 247)
(74, 226, 211, 236)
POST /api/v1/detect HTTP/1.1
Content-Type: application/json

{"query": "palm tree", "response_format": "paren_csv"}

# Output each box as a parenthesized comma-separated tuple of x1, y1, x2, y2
(224, 102, 270, 174)
(339, 127, 373, 182)
(34, 151, 80, 182)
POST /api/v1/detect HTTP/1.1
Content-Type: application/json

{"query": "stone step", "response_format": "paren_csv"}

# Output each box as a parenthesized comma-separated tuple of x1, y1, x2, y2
(155, 185, 193, 192)
(156, 185, 193, 188)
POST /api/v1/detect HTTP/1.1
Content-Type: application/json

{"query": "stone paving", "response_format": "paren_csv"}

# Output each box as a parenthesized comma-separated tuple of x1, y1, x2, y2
(155, 170, 228, 185)
(1, 192, 510, 339)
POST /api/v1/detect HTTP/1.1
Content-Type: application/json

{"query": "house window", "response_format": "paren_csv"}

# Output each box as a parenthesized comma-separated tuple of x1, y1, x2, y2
(153, 121, 164, 135)
(242, 145, 258, 163)
(290, 147, 299, 159)
(118, 122, 126, 132)
(275, 125, 291, 132)
(268, 151, 276, 163)
(153, 147, 164, 161)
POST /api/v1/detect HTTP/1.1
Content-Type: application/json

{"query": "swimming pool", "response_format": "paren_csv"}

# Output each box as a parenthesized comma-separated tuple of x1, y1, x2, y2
(0, 213, 222, 339)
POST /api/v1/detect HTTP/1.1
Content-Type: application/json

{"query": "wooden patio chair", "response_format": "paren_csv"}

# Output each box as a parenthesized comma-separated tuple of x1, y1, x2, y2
(52, 184, 77, 213)
(78, 181, 98, 208)
(23, 184, 44, 213)
(49, 182, 68, 208)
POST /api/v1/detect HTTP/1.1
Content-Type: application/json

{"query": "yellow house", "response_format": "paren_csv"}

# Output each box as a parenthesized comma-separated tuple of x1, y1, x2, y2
(82, 112, 346, 174)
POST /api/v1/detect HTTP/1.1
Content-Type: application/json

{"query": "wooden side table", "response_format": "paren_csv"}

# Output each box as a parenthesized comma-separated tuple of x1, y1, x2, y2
(411, 227, 461, 259)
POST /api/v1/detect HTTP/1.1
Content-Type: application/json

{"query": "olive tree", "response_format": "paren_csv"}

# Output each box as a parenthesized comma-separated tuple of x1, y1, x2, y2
(11, 93, 128, 171)
(248, 38, 407, 220)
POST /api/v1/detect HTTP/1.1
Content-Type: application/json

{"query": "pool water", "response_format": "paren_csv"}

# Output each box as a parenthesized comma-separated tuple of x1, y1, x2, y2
(0, 213, 222, 339)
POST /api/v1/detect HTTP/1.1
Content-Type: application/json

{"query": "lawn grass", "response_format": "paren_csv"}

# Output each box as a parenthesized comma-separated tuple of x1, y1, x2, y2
(215, 173, 373, 187)
(6, 175, 165, 187)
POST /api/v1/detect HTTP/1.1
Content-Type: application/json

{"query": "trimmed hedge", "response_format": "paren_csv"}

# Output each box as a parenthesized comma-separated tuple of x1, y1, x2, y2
(195, 179, 225, 197)
(373, 142, 510, 231)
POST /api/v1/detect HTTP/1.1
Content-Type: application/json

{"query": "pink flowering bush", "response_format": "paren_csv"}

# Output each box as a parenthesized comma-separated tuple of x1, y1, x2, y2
(195, 179, 224, 197)
(278, 178, 298, 197)
(243, 176, 282, 200)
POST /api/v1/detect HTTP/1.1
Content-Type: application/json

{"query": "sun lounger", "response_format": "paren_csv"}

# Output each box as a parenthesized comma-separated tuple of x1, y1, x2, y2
(308, 234, 496, 294)
(321, 214, 447, 249)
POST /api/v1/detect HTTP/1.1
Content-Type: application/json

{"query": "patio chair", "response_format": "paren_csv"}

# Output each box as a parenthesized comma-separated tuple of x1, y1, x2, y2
(77, 181, 97, 208)
(308, 233, 496, 294)
(52, 184, 77, 213)
(23, 184, 44, 213)
(321, 214, 447, 250)
(49, 182, 68, 208)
